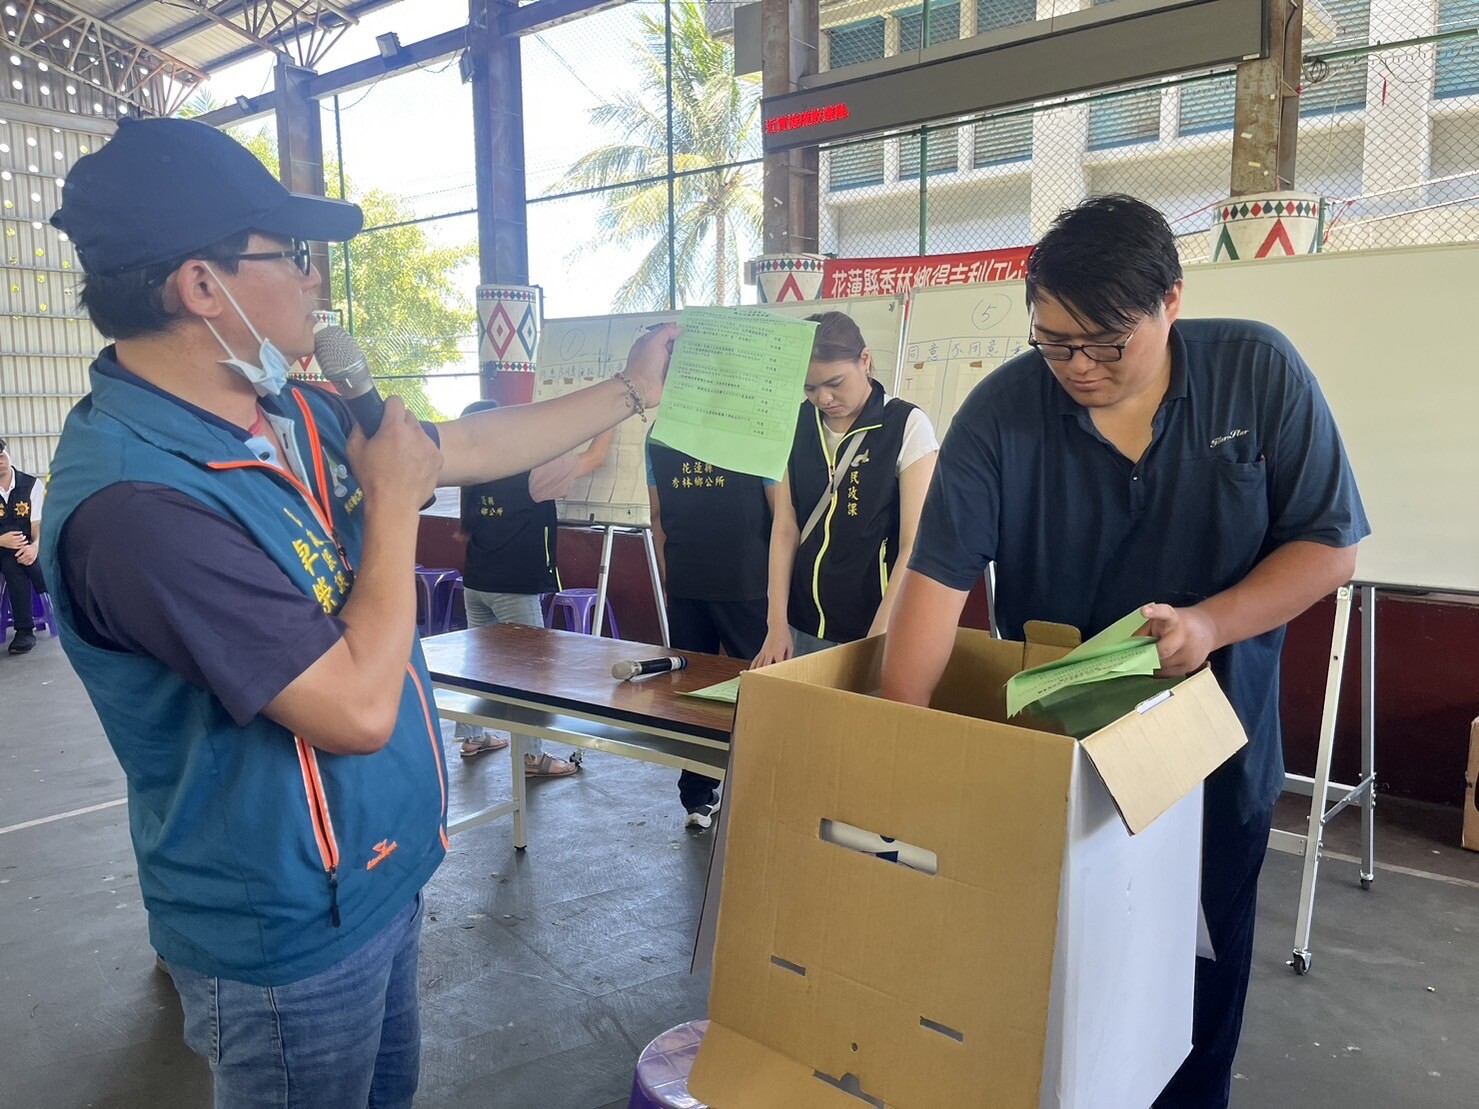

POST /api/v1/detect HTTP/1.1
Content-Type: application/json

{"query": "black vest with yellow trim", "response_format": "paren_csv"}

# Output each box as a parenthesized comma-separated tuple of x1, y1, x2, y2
(787, 380, 915, 643)
(649, 440, 771, 602)
(0, 469, 37, 538)
(461, 472, 559, 595)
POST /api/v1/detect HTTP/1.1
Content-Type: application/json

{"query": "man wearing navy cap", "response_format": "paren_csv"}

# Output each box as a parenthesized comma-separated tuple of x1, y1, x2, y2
(43, 117, 677, 1108)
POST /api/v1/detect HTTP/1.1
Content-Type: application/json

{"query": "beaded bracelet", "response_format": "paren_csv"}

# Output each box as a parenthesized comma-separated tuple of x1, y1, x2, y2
(613, 371, 648, 423)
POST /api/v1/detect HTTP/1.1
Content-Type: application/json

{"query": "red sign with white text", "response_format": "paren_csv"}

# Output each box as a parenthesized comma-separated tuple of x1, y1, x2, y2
(821, 246, 1033, 300)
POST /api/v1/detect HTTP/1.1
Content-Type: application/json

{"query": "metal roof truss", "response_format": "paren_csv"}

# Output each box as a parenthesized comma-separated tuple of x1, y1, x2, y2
(0, 0, 206, 115)
(156, 1, 358, 70)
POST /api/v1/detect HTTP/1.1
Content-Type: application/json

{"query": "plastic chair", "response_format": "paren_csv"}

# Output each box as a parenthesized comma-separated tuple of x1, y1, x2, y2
(0, 584, 59, 638)
(430, 571, 462, 634)
(627, 1020, 709, 1109)
(546, 587, 619, 638)
(448, 579, 468, 632)
(414, 568, 460, 636)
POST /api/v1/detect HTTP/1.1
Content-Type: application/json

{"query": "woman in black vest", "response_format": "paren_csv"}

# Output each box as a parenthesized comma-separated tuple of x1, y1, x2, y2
(0, 437, 46, 655)
(647, 438, 774, 828)
(754, 313, 938, 666)
(454, 402, 613, 776)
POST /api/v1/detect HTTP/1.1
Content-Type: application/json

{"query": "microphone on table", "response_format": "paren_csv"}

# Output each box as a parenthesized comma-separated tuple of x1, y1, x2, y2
(612, 656, 689, 681)
(314, 325, 435, 510)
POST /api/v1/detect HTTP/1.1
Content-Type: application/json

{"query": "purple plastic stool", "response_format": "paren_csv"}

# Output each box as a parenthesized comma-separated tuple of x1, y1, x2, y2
(628, 1020, 709, 1109)
(430, 571, 462, 634)
(546, 587, 619, 638)
(0, 586, 58, 637)
(448, 580, 467, 631)
(414, 568, 460, 636)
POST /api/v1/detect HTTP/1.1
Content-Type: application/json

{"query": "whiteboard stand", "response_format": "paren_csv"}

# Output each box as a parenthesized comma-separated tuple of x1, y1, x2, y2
(589, 525, 670, 648)
(1268, 584, 1377, 976)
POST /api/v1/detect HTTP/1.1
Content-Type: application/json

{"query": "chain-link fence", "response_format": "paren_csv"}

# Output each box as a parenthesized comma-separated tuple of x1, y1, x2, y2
(819, 1, 1479, 265)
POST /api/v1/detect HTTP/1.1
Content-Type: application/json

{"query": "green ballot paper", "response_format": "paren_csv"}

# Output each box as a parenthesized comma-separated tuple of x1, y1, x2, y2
(1026, 673, 1185, 740)
(651, 307, 818, 481)
(1005, 607, 1162, 718)
(680, 676, 741, 704)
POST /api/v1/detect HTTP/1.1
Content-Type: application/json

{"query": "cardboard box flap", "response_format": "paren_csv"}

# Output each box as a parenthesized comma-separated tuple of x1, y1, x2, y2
(1079, 669, 1248, 835)
(1021, 620, 1081, 671)
(1022, 620, 1082, 649)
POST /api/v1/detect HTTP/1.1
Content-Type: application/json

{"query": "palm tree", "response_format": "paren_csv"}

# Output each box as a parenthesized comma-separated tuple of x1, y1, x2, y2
(556, 1, 763, 312)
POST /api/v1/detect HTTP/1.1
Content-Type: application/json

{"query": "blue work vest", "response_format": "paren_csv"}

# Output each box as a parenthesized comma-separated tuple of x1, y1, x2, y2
(40, 362, 448, 986)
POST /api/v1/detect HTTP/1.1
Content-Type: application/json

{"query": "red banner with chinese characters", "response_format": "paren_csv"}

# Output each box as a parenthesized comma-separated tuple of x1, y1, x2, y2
(820, 246, 1033, 300)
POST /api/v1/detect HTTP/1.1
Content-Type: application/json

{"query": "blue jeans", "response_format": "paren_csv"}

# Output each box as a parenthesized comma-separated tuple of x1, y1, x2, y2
(455, 588, 546, 755)
(168, 895, 424, 1109)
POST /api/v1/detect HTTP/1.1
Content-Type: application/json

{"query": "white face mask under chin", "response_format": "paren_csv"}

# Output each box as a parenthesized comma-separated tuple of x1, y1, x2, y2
(202, 262, 294, 397)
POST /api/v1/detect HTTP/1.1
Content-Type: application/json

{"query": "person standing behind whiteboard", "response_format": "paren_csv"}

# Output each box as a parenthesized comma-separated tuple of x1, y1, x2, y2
(753, 312, 938, 665)
(454, 399, 614, 778)
(881, 195, 1369, 1109)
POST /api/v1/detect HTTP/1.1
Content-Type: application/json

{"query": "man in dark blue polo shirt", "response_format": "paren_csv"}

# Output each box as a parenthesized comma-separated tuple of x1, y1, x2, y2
(881, 195, 1368, 1109)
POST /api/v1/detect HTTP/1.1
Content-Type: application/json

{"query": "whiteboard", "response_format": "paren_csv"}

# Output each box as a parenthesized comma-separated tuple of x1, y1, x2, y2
(1180, 244, 1479, 593)
(900, 242, 1479, 594)
(897, 284, 1032, 440)
(533, 295, 908, 527)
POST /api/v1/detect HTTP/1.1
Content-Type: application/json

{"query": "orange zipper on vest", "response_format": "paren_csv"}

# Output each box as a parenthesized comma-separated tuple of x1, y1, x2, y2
(406, 665, 451, 849)
(207, 459, 337, 546)
(294, 737, 343, 926)
(291, 391, 333, 520)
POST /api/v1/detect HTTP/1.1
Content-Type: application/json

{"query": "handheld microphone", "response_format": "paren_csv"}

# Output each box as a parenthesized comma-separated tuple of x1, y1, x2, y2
(313, 325, 435, 510)
(612, 656, 689, 681)
(314, 326, 385, 435)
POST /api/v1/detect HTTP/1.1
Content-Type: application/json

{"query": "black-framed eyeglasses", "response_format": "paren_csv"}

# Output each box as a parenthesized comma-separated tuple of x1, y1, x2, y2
(1028, 318, 1144, 363)
(142, 239, 313, 287)
(229, 239, 312, 276)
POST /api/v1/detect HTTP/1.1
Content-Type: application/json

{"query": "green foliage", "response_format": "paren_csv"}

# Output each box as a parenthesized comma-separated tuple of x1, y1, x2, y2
(330, 195, 476, 423)
(179, 108, 474, 423)
(557, 0, 762, 312)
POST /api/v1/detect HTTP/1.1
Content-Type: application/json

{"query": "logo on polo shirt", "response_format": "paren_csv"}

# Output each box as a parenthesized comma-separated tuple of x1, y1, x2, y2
(1210, 429, 1250, 449)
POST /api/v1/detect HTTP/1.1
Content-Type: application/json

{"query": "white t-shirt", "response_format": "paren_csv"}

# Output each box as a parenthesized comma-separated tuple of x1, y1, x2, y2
(820, 403, 939, 476)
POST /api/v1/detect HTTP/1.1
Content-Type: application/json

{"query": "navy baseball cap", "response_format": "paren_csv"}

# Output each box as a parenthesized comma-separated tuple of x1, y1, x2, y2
(51, 116, 363, 277)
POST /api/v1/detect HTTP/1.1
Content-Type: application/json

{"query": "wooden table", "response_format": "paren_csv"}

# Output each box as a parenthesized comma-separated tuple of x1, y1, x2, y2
(421, 624, 745, 847)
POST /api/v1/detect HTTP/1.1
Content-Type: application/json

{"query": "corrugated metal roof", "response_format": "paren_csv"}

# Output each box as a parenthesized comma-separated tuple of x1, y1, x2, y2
(55, 1, 406, 75)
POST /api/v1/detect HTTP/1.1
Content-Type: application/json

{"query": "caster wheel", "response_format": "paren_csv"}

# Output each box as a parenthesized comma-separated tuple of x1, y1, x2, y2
(1288, 951, 1312, 975)
(1359, 875, 1373, 891)
(568, 749, 584, 767)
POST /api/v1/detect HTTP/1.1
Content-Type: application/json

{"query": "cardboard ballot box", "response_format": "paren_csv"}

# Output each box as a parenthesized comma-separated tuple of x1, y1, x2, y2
(690, 627, 1248, 1109)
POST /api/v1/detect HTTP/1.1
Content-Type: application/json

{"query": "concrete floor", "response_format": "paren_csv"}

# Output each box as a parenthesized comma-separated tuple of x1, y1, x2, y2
(2, 629, 1477, 1109)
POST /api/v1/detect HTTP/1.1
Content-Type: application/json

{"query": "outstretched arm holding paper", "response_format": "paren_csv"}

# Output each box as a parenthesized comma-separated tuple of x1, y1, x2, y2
(437, 325, 678, 487)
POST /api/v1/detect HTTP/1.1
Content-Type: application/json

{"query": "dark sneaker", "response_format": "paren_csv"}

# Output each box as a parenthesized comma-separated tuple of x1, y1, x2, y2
(684, 792, 721, 830)
(8, 631, 36, 655)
